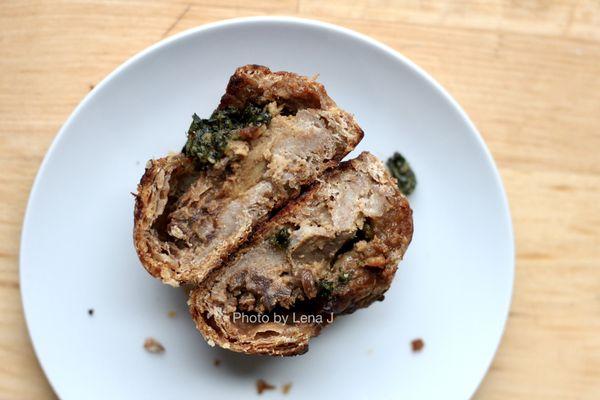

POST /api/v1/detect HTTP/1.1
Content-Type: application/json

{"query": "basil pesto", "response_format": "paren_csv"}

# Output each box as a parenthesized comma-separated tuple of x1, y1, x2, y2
(386, 152, 417, 196)
(317, 279, 335, 299)
(270, 227, 291, 250)
(337, 271, 352, 285)
(183, 105, 271, 167)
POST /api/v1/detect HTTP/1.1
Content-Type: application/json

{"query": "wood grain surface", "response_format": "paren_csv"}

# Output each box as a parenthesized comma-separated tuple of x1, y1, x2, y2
(1, 1, 599, 399)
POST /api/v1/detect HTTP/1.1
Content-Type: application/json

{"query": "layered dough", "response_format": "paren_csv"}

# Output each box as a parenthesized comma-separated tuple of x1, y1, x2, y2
(134, 66, 363, 285)
(188, 152, 413, 356)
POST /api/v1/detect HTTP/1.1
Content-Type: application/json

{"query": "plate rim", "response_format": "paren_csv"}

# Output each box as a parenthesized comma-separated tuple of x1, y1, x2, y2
(19, 16, 515, 399)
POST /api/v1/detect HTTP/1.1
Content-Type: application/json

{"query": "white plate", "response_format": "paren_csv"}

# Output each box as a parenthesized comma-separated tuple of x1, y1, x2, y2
(20, 17, 514, 400)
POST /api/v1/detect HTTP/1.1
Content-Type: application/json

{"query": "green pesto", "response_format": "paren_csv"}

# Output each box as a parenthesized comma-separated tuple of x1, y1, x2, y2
(386, 152, 417, 196)
(270, 227, 291, 250)
(183, 105, 271, 168)
(318, 279, 335, 299)
(337, 271, 352, 285)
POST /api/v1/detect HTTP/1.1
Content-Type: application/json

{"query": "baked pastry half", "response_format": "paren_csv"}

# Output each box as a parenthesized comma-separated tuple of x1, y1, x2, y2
(134, 65, 364, 286)
(188, 152, 413, 356)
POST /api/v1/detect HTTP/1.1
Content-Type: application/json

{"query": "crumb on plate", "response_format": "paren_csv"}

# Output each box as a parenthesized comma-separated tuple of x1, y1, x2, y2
(167, 310, 177, 318)
(411, 338, 424, 352)
(144, 337, 165, 354)
(281, 382, 292, 394)
(256, 379, 275, 394)
(213, 358, 221, 367)
(87, 308, 94, 316)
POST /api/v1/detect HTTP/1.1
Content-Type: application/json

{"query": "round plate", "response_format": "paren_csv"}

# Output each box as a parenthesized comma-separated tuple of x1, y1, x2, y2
(20, 17, 514, 400)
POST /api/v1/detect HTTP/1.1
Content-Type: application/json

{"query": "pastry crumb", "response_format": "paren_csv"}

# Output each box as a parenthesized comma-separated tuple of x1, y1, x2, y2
(281, 382, 292, 394)
(144, 337, 165, 354)
(411, 338, 424, 352)
(256, 379, 275, 394)
(213, 358, 221, 367)
(87, 308, 94, 316)
(167, 310, 177, 318)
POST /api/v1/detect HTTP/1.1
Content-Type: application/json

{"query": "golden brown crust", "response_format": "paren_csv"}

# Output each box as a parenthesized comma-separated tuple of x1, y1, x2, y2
(133, 154, 198, 285)
(188, 152, 413, 356)
(218, 64, 336, 112)
(133, 65, 363, 286)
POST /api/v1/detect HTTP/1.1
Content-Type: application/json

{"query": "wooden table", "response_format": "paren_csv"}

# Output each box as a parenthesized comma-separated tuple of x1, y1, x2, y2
(1, 1, 599, 398)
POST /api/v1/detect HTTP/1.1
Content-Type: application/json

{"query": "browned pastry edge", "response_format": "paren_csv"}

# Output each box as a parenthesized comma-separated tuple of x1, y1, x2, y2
(218, 64, 336, 111)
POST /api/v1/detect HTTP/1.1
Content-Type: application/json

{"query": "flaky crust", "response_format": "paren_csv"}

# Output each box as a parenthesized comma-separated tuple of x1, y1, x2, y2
(218, 64, 336, 112)
(133, 154, 197, 285)
(188, 152, 413, 356)
(133, 65, 363, 286)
